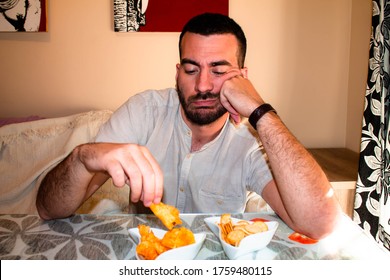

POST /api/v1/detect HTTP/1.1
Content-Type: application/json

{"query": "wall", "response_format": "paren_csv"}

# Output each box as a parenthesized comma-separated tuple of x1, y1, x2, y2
(346, 0, 372, 151)
(0, 0, 371, 151)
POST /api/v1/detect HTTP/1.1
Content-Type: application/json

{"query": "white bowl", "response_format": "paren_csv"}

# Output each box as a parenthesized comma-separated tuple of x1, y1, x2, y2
(128, 227, 206, 260)
(204, 216, 278, 259)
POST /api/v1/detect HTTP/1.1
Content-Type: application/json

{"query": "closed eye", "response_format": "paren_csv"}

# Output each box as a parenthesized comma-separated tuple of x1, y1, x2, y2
(212, 70, 227, 76)
(184, 69, 199, 75)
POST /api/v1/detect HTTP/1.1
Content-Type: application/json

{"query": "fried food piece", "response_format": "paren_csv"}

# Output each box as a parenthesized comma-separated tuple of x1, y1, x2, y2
(138, 225, 159, 243)
(232, 220, 250, 233)
(150, 202, 182, 230)
(161, 227, 195, 249)
(226, 230, 246, 246)
(218, 214, 269, 247)
(136, 225, 168, 260)
(244, 221, 268, 234)
(136, 204, 197, 260)
(219, 213, 234, 237)
(220, 213, 231, 224)
(136, 240, 160, 260)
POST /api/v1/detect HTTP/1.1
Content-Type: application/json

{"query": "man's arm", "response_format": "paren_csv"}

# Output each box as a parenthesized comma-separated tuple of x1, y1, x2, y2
(220, 73, 342, 239)
(36, 143, 164, 220)
(36, 145, 100, 220)
(254, 112, 341, 239)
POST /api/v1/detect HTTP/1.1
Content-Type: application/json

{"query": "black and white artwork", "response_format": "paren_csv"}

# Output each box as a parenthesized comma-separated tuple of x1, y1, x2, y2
(0, 0, 47, 32)
(114, 0, 148, 32)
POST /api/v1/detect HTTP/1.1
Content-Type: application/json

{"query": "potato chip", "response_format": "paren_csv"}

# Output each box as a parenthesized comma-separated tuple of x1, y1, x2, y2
(150, 202, 182, 230)
(226, 230, 246, 246)
(219, 213, 234, 237)
(245, 221, 268, 234)
(218, 214, 269, 247)
(220, 213, 232, 224)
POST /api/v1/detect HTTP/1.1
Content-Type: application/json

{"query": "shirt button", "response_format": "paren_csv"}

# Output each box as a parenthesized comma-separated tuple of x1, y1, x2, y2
(217, 200, 223, 205)
(179, 187, 184, 192)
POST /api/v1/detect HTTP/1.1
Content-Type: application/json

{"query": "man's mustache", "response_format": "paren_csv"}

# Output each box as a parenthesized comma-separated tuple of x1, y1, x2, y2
(188, 92, 219, 103)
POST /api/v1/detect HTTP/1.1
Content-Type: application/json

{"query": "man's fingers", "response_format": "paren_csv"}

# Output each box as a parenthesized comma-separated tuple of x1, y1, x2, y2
(83, 143, 163, 207)
(142, 148, 164, 204)
(230, 113, 241, 124)
(125, 166, 143, 203)
(106, 162, 127, 187)
(122, 145, 163, 207)
(106, 159, 144, 205)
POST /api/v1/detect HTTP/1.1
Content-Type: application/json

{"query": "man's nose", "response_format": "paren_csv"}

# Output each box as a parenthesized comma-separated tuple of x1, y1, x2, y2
(195, 70, 213, 93)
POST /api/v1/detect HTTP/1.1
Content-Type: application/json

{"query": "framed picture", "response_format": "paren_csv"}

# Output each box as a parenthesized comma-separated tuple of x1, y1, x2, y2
(114, 0, 229, 32)
(0, 0, 47, 32)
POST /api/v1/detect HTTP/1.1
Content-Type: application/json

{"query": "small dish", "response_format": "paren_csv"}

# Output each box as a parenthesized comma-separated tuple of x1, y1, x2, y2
(128, 227, 206, 260)
(204, 216, 278, 259)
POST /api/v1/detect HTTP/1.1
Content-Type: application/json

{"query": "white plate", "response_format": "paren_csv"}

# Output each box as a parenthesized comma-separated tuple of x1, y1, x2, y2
(204, 216, 278, 259)
(128, 227, 206, 260)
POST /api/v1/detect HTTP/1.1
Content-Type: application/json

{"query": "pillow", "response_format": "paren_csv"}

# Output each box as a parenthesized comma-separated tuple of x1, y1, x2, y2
(0, 110, 112, 214)
(0, 116, 45, 127)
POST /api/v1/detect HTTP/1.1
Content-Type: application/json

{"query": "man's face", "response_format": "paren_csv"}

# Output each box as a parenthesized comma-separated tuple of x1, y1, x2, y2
(176, 33, 241, 125)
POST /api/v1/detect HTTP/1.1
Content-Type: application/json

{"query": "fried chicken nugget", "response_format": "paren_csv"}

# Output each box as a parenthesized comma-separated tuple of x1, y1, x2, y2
(136, 240, 160, 260)
(150, 202, 182, 230)
(136, 225, 168, 260)
(161, 227, 195, 249)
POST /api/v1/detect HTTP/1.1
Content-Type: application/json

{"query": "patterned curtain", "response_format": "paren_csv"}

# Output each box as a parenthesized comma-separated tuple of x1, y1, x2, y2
(354, 0, 390, 251)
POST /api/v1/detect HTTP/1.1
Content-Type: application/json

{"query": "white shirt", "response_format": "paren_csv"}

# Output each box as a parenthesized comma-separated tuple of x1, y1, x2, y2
(95, 88, 273, 213)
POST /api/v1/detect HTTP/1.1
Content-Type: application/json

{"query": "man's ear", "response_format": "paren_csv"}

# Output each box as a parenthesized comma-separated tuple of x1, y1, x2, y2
(240, 67, 248, 78)
(175, 63, 180, 80)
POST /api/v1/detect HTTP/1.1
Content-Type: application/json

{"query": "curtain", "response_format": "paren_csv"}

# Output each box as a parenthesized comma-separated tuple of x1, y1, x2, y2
(354, 0, 390, 251)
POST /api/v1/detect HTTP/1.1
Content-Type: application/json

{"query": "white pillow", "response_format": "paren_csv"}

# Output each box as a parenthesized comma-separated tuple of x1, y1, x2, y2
(0, 110, 112, 214)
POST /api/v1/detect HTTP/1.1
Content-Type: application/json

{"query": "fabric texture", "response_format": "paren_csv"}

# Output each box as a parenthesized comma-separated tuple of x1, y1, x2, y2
(354, 0, 390, 252)
(0, 110, 112, 214)
(96, 88, 273, 213)
(0, 116, 44, 127)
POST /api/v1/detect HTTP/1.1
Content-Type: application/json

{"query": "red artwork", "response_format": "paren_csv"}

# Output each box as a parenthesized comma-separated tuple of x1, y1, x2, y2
(114, 0, 229, 32)
(139, 0, 229, 32)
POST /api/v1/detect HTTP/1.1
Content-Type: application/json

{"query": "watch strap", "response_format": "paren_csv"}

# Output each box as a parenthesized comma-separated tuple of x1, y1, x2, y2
(248, 103, 277, 129)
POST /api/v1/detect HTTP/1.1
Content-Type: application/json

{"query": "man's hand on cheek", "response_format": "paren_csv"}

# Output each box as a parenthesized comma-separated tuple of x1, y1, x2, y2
(218, 69, 245, 124)
(220, 70, 264, 121)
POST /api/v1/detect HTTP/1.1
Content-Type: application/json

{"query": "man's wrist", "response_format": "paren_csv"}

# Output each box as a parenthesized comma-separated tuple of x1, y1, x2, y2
(248, 103, 277, 129)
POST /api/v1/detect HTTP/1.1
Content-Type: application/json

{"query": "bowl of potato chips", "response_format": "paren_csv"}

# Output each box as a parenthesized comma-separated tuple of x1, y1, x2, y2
(204, 214, 278, 259)
(128, 226, 206, 260)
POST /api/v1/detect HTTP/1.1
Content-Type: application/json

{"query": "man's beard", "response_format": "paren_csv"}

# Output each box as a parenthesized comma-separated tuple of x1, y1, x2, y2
(176, 86, 227, 125)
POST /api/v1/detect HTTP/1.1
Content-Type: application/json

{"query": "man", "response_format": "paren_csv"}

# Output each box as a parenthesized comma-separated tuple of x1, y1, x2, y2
(36, 13, 341, 239)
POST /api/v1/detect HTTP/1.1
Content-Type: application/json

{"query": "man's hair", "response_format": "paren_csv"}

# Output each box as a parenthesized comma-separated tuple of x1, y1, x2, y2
(179, 13, 247, 68)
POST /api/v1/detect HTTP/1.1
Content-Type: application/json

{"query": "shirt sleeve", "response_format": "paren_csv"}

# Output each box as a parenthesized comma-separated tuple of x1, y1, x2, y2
(245, 144, 274, 196)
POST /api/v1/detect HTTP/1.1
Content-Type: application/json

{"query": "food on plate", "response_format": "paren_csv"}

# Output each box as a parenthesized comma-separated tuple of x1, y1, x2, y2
(245, 221, 269, 234)
(218, 214, 268, 247)
(219, 213, 234, 237)
(161, 227, 195, 249)
(150, 202, 182, 230)
(136, 225, 169, 260)
(135, 203, 195, 260)
(226, 229, 246, 246)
